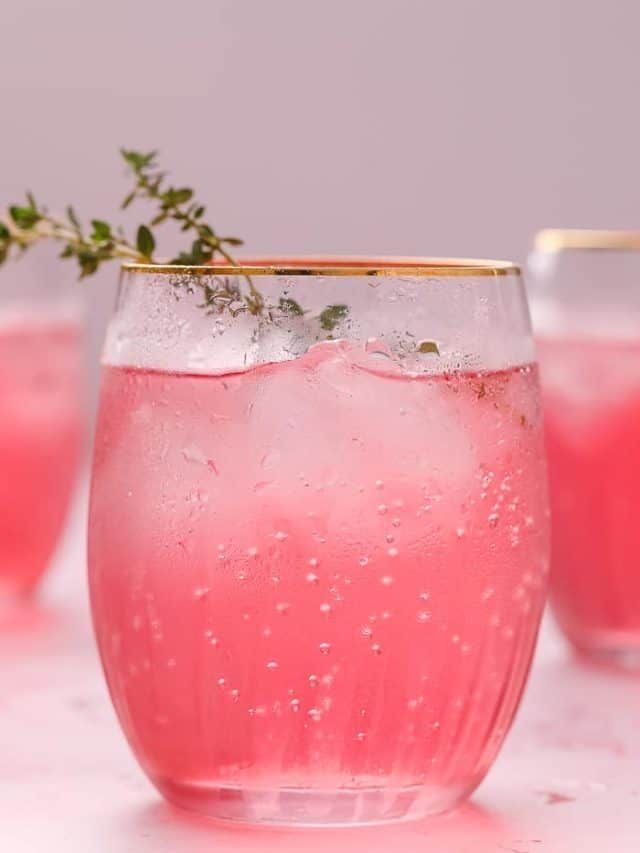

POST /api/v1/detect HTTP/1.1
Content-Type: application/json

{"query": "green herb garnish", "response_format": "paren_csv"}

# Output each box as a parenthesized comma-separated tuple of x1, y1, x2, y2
(319, 304, 349, 332)
(0, 149, 243, 279)
(0, 151, 364, 336)
(417, 340, 440, 355)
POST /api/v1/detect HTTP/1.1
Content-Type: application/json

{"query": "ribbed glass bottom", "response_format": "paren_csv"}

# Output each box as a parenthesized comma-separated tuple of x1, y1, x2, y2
(155, 778, 466, 826)
(575, 637, 640, 671)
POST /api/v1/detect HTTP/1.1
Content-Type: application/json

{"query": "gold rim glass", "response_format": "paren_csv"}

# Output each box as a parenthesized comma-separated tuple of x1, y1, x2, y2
(122, 255, 520, 278)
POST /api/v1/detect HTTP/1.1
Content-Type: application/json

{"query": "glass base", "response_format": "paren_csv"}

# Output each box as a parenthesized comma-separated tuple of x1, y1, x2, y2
(154, 778, 466, 827)
(576, 642, 640, 672)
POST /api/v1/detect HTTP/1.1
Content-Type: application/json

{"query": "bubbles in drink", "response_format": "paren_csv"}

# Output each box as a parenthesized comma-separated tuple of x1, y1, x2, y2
(90, 341, 548, 818)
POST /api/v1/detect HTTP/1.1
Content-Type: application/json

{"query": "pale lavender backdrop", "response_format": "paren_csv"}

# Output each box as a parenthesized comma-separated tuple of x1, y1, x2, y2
(1, 0, 639, 404)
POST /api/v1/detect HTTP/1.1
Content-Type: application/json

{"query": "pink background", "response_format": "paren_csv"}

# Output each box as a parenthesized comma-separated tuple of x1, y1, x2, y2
(2, 0, 640, 385)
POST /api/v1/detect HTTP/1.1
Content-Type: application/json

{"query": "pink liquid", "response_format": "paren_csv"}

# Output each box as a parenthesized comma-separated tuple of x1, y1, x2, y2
(89, 343, 548, 823)
(0, 321, 82, 597)
(538, 336, 640, 661)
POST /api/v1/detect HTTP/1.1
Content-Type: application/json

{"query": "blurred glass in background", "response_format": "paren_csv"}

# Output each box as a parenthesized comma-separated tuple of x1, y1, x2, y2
(528, 230, 640, 667)
(0, 243, 85, 599)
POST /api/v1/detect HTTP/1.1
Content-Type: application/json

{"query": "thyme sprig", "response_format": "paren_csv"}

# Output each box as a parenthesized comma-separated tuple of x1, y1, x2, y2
(0, 149, 246, 278)
(0, 150, 438, 349)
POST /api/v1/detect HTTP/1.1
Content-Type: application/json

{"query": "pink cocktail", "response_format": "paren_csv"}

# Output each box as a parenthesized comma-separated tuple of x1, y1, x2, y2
(529, 229, 640, 666)
(89, 258, 549, 825)
(0, 320, 82, 597)
(538, 336, 640, 660)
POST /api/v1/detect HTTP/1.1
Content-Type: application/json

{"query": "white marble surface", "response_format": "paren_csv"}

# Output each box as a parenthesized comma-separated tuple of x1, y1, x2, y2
(1, 490, 639, 852)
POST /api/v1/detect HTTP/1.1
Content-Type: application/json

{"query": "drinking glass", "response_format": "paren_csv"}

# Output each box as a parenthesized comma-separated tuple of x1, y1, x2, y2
(89, 257, 549, 825)
(0, 245, 83, 599)
(528, 230, 640, 667)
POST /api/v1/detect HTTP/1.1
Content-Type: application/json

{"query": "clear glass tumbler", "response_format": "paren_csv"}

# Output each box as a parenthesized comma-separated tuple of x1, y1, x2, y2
(528, 230, 640, 667)
(0, 245, 83, 599)
(89, 257, 549, 825)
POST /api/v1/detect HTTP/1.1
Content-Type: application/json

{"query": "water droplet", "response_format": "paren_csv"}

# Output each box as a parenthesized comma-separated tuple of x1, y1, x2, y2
(266, 660, 278, 670)
(381, 609, 392, 620)
(387, 547, 399, 558)
(231, 688, 240, 702)
(488, 513, 499, 528)
(217, 677, 226, 687)
(375, 480, 384, 490)
(356, 731, 367, 741)
(319, 642, 331, 655)
(262, 627, 272, 638)
(361, 625, 373, 638)
(452, 634, 460, 644)
(417, 610, 431, 623)
(456, 526, 466, 538)
(261, 450, 280, 470)
(290, 698, 301, 712)
(371, 643, 382, 655)
(319, 603, 332, 614)
(380, 575, 394, 586)
(377, 504, 388, 515)
(193, 586, 211, 600)
(182, 443, 208, 465)
(385, 533, 395, 544)
(391, 517, 401, 528)
(308, 674, 319, 687)
(481, 587, 495, 602)
(306, 572, 319, 584)
(308, 557, 319, 568)
(276, 602, 290, 615)
(329, 582, 341, 596)
(307, 708, 322, 722)
(419, 591, 430, 601)
(247, 546, 259, 557)
(274, 530, 288, 541)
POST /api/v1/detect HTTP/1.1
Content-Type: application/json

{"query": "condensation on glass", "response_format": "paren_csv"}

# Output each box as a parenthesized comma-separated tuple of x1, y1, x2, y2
(89, 257, 549, 825)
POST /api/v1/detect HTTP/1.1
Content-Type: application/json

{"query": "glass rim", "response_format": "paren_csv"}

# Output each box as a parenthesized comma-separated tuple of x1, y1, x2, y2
(534, 229, 640, 252)
(121, 255, 520, 278)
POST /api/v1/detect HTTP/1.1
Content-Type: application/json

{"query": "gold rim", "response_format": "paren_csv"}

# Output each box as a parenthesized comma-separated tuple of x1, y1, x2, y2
(122, 255, 520, 277)
(535, 229, 640, 252)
